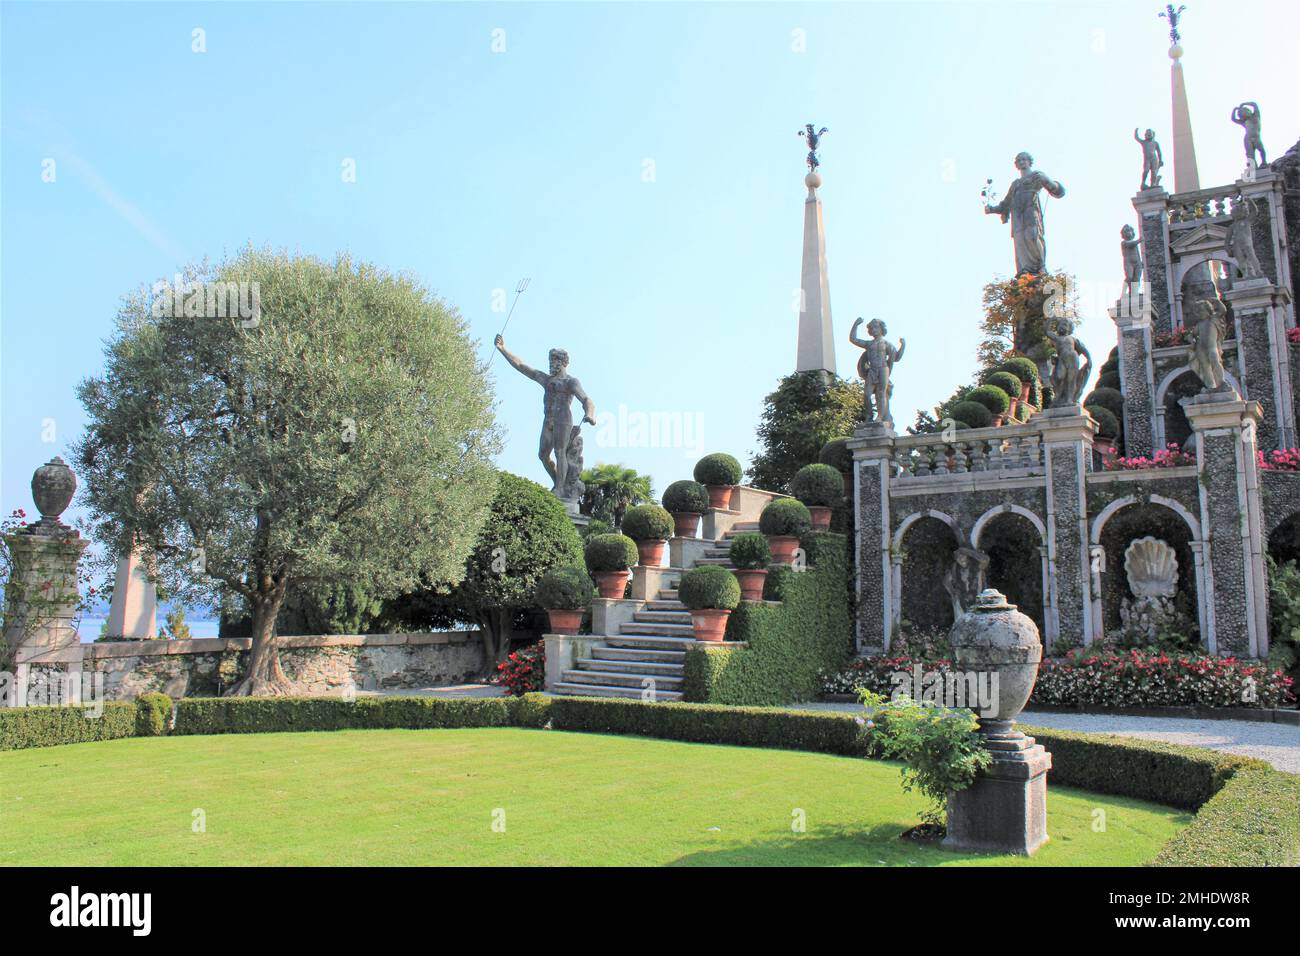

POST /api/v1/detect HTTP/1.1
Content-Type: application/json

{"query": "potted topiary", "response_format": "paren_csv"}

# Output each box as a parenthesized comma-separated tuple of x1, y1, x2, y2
(984, 370, 1023, 421)
(819, 436, 854, 497)
(678, 564, 741, 642)
(583, 533, 639, 599)
(661, 479, 710, 538)
(728, 531, 771, 601)
(693, 452, 743, 511)
(534, 565, 594, 635)
(947, 400, 993, 430)
(789, 462, 843, 530)
(759, 498, 812, 565)
(1085, 404, 1121, 457)
(621, 503, 674, 567)
(999, 356, 1040, 407)
(967, 384, 1012, 426)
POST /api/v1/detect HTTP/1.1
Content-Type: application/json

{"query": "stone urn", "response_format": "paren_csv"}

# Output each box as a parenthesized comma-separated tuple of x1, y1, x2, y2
(947, 588, 1042, 728)
(31, 456, 77, 527)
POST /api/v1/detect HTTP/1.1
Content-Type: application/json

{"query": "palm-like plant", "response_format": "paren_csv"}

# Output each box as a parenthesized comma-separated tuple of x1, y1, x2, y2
(579, 463, 654, 527)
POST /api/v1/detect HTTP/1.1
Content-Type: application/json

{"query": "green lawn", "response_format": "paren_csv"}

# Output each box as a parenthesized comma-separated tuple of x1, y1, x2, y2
(0, 728, 1189, 866)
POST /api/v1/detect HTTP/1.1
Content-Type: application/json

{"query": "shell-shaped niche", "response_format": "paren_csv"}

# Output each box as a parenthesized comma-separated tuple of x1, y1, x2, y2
(1123, 536, 1178, 599)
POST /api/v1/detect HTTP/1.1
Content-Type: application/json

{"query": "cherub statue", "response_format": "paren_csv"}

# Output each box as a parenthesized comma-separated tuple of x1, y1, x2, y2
(1226, 199, 1264, 279)
(1133, 128, 1163, 190)
(1121, 224, 1143, 294)
(849, 317, 905, 424)
(1046, 317, 1092, 408)
(798, 124, 829, 171)
(1188, 297, 1229, 392)
(1231, 102, 1266, 167)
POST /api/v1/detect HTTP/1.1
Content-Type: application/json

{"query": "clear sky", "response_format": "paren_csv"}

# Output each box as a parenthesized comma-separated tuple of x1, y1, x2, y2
(3, 0, 1298, 534)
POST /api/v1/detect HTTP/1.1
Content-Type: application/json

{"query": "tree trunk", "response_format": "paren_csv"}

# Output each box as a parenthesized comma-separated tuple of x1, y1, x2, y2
(476, 608, 515, 678)
(227, 590, 296, 696)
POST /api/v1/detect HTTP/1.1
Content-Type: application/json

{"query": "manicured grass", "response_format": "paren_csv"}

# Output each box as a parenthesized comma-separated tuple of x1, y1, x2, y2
(0, 728, 1188, 866)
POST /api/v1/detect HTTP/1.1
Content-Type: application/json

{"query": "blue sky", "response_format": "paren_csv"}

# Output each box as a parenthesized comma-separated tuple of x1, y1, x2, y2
(4, 0, 1298, 540)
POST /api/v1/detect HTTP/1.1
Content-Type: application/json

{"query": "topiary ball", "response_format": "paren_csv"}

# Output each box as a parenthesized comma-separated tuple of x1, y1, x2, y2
(693, 452, 743, 486)
(728, 531, 771, 570)
(662, 479, 709, 514)
(984, 370, 1023, 399)
(678, 564, 741, 611)
(998, 356, 1040, 386)
(948, 400, 993, 429)
(583, 533, 639, 573)
(621, 503, 674, 541)
(818, 437, 853, 473)
(759, 497, 812, 536)
(1085, 404, 1121, 439)
(1085, 386, 1124, 419)
(789, 463, 843, 507)
(535, 565, 595, 609)
(967, 384, 1011, 417)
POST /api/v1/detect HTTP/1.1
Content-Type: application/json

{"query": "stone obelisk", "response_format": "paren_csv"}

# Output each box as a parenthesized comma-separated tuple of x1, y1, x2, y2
(1163, 6, 1200, 193)
(796, 124, 836, 379)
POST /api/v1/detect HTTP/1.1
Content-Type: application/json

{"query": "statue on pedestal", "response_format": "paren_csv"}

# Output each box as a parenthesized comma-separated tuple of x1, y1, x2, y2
(1121, 224, 1144, 295)
(1046, 317, 1091, 407)
(495, 335, 597, 502)
(1187, 297, 1229, 391)
(1227, 199, 1265, 279)
(849, 317, 905, 424)
(1231, 102, 1266, 168)
(984, 152, 1066, 277)
(1134, 128, 1164, 190)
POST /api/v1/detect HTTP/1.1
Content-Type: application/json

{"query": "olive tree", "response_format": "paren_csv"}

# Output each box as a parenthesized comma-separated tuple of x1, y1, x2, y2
(75, 250, 501, 694)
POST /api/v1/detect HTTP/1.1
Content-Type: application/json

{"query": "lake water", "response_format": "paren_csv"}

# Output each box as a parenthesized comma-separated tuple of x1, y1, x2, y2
(77, 617, 221, 642)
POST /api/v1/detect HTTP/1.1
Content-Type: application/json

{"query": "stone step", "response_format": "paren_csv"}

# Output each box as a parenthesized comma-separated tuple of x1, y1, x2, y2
(591, 646, 686, 663)
(633, 610, 693, 624)
(693, 557, 733, 566)
(645, 600, 686, 612)
(552, 682, 683, 701)
(658, 589, 679, 599)
(704, 548, 732, 558)
(575, 658, 684, 677)
(561, 669, 684, 689)
(619, 622, 696, 637)
(607, 634, 699, 651)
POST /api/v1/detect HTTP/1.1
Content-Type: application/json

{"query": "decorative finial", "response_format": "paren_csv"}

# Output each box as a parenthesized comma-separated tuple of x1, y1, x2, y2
(797, 123, 828, 172)
(1159, 4, 1187, 47)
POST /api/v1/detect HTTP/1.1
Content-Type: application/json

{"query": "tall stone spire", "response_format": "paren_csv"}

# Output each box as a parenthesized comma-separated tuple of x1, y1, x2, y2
(1162, 5, 1200, 193)
(796, 124, 836, 377)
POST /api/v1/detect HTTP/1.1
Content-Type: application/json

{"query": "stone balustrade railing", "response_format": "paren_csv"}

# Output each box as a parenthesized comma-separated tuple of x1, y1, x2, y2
(1166, 185, 1238, 226)
(891, 422, 1044, 480)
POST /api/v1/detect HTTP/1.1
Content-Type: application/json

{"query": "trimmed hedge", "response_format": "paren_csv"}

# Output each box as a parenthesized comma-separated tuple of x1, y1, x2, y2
(1085, 404, 1120, 439)
(818, 437, 853, 473)
(662, 479, 709, 515)
(948, 400, 993, 429)
(693, 452, 743, 486)
(790, 463, 844, 507)
(967, 384, 1011, 417)
(1086, 386, 1124, 419)
(1152, 768, 1300, 866)
(172, 696, 522, 735)
(136, 693, 173, 736)
(0, 701, 141, 752)
(621, 504, 674, 542)
(998, 356, 1039, 385)
(983, 370, 1022, 399)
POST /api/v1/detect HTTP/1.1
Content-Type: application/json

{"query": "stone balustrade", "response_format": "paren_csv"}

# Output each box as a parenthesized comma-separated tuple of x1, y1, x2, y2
(1166, 184, 1238, 226)
(891, 422, 1044, 480)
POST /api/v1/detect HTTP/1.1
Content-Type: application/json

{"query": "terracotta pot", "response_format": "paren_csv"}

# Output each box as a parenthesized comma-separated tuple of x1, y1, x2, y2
(636, 539, 666, 567)
(734, 569, 768, 602)
(706, 484, 734, 511)
(689, 608, 732, 642)
(1007, 397, 1020, 420)
(672, 512, 701, 538)
(808, 505, 832, 531)
(992, 414, 1005, 427)
(767, 535, 800, 565)
(1019, 382, 1032, 404)
(545, 608, 584, 635)
(593, 570, 631, 599)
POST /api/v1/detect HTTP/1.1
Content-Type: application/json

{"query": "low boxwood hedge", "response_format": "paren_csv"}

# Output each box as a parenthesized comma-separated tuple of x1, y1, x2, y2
(1151, 768, 1300, 866)
(172, 695, 522, 734)
(0, 700, 140, 752)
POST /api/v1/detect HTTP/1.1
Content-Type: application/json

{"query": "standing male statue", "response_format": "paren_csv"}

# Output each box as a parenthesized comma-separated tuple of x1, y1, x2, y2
(849, 317, 905, 424)
(984, 151, 1066, 277)
(1227, 199, 1265, 279)
(1188, 298, 1229, 392)
(1120, 224, 1144, 295)
(1133, 128, 1164, 190)
(495, 335, 597, 502)
(1231, 102, 1266, 168)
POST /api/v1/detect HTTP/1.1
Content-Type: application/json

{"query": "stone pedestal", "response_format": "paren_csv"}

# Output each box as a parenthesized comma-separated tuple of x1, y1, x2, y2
(1109, 290, 1157, 458)
(847, 423, 895, 653)
(105, 550, 157, 639)
(1224, 281, 1295, 450)
(1036, 407, 1097, 648)
(944, 725, 1051, 856)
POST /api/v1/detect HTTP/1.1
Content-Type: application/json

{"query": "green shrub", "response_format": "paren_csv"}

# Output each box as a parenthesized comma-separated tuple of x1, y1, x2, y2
(583, 533, 639, 573)
(512, 692, 554, 729)
(1152, 768, 1300, 866)
(947, 400, 993, 429)
(759, 498, 812, 536)
(661, 479, 709, 514)
(173, 695, 520, 735)
(135, 693, 173, 736)
(998, 356, 1039, 385)
(762, 564, 796, 601)
(1097, 370, 1121, 390)
(678, 565, 741, 611)
(621, 504, 673, 541)
(728, 531, 771, 570)
(693, 452, 743, 486)
(1086, 386, 1124, 419)
(789, 463, 844, 507)
(0, 702, 138, 752)
(1085, 404, 1120, 439)
(983, 370, 1023, 399)
(818, 437, 853, 473)
(534, 565, 595, 610)
(967, 384, 1011, 417)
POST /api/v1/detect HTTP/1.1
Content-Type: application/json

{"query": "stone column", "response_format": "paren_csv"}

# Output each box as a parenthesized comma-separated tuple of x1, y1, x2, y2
(105, 549, 158, 639)
(1133, 187, 1174, 335)
(1037, 408, 1097, 650)
(847, 423, 895, 654)
(1181, 394, 1269, 657)
(1109, 289, 1158, 458)
(1224, 281, 1295, 451)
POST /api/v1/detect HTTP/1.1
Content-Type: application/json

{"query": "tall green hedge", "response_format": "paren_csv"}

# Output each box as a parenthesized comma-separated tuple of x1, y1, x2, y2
(683, 531, 853, 705)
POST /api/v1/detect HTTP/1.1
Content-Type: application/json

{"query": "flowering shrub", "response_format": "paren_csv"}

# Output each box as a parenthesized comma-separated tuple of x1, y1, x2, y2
(819, 655, 955, 696)
(1257, 448, 1300, 472)
(1288, 327, 1300, 345)
(496, 641, 545, 696)
(1153, 325, 1190, 348)
(1030, 649, 1294, 709)
(1101, 442, 1195, 471)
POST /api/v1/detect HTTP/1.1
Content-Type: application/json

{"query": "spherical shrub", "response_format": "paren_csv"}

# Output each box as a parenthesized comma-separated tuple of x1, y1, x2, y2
(1086, 386, 1124, 419)
(948, 400, 993, 429)
(967, 384, 1011, 417)
(693, 452, 743, 486)
(789, 462, 843, 507)
(535, 565, 595, 609)
(818, 437, 853, 473)
(584, 533, 639, 573)
(759, 497, 812, 536)
(661, 479, 709, 514)
(678, 565, 741, 611)
(621, 503, 674, 541)
(728, 531, 771, 570)
(999, 356, 1040, 385)
(763, 564, 795, 601)
(1085, 404, 1121, 439)
(984, 370, 1023, 399)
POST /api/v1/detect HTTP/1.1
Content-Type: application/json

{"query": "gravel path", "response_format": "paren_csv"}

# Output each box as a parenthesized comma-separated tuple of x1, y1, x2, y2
(792, 702, 1300, 774)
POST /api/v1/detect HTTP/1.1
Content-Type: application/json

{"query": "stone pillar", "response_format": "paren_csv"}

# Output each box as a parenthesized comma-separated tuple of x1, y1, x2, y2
(847, 423, 895, 654)
(1109, 289, 1158, 458)
(1224, 281, 1295, 451)
(1133, 187, 1174, 335)
(1037, 408, 1097, 650)
(105, 549, 158, 639)
(1181, 394, 1269, 657)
